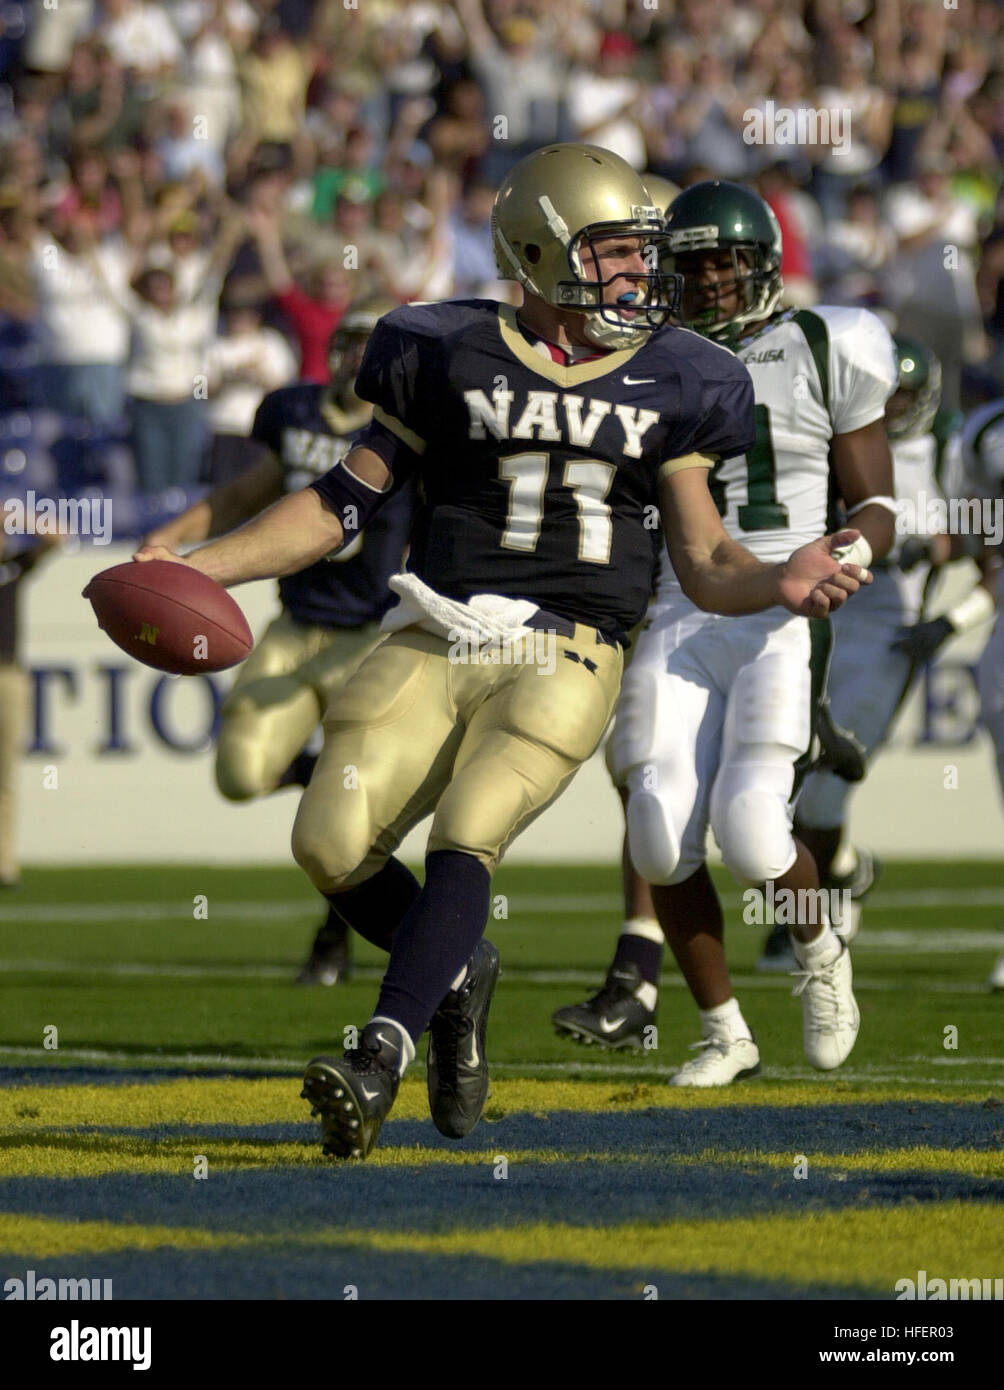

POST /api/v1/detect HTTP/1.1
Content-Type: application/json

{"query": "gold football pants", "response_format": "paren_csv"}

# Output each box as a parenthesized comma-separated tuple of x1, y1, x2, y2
(0, 663, 28, 884)
(215, 610, 384, 801)
(291, 623, 623, 890)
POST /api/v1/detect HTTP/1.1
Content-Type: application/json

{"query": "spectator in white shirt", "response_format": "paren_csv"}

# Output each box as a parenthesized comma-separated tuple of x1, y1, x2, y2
(154, 98, 226, 188)
(29, 205, 131, 425)
(85, 220, 241, 489)
(119, 262, 217, 491)
(567, 32, 646, 171)
(94, 0, 183, 78)
(205, 289, 296, 483)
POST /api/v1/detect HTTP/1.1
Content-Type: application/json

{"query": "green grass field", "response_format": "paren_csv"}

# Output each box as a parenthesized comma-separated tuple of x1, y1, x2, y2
(1, 860, 1002, 1300)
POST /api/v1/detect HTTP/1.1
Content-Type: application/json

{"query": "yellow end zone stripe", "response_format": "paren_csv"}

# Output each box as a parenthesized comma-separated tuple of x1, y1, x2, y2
(0, 1136, 999, 1181)
(0, 1078, 995, 1129)
(0, 1204, 1000, 1293)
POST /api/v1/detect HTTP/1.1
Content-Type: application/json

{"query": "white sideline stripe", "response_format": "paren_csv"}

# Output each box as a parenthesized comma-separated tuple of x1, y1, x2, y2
(2, 887, 1004, 925)
(0, 902, 320, 925)
(0, 1044, 999, 1086)
(0, 959, 295, 980)
(0, 960, 996, 993)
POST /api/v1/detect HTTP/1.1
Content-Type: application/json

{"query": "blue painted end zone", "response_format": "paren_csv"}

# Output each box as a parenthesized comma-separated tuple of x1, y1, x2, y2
(1, 1163, 1000, 1235)
(0, 1249, 884, 1302)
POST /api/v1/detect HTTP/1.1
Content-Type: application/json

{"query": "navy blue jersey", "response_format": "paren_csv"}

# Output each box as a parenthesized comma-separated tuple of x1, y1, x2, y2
(252, 383, 412, 628)
(314, 300, 754, 640)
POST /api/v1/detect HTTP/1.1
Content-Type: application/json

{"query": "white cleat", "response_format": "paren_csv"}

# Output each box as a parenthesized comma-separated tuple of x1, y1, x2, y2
(792, 942, 860, 1071)
(989, 951, 1004, 992)
(669, 1036, 761, 1087)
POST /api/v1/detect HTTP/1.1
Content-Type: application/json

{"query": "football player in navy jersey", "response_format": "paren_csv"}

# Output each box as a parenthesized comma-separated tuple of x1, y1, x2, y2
(143, 298, 412, 986)
(137, 144, 874, 1160)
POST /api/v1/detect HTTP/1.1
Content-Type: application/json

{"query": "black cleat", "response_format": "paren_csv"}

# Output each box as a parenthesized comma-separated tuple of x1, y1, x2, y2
(427, 939, 500, 1138)
(301, 1021, 402, 1159)
(295, 907, 352, 986)
(552, 962, 655, 1049)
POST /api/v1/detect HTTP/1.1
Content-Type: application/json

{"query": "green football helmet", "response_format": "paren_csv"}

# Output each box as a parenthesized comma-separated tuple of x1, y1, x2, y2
(492, 143, 680, 350)
(885, 335, 943, 440)
(664, 180, 783, 346)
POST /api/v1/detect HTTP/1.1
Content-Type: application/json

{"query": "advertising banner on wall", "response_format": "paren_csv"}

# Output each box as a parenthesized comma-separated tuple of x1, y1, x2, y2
(13, 544, 1003, 865)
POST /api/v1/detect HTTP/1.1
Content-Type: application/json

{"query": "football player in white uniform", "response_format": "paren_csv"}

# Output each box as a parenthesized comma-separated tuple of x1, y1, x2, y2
(765, 338, 965, 968)
(554, 180, 897, 1084)
(888, 397, 1002, 988)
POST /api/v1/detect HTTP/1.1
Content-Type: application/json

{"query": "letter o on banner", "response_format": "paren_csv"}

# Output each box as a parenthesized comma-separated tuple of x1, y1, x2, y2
(149, 675, 223, 752)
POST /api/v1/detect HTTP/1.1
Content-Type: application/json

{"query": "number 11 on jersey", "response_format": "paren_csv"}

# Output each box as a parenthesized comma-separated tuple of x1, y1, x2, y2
(499, 452, 616, 563)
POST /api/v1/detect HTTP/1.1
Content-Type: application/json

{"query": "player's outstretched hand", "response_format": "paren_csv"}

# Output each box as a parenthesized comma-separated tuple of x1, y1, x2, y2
(778, 530, 873, 619)
(889, 616, 954, 663)
(133, 545, 195, 565)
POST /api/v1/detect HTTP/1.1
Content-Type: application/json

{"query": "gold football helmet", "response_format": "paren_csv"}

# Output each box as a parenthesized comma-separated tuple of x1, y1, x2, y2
(642, 173, 681, 214)
(492, 143, 680, 349)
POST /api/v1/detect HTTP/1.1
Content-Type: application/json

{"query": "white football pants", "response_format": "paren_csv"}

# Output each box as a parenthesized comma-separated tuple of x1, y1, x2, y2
(611, 599, 825, 886)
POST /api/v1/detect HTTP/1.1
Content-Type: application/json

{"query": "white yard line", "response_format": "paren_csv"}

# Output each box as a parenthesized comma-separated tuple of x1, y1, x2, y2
(2, 887, 1003, 926)
(0, 1043, 999, 1086)
(0, 960, 996, 991)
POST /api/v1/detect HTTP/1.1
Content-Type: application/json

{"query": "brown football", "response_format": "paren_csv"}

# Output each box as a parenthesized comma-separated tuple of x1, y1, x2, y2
(83, 560, 253, 674)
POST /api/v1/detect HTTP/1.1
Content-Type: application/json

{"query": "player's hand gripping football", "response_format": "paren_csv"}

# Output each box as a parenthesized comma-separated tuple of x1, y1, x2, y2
(133, 545, 195, 566)
(777, 530, 872, 619)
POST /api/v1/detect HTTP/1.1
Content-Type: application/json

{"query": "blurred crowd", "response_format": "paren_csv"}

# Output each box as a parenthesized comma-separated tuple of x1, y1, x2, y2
(0, 0, 1001, 506)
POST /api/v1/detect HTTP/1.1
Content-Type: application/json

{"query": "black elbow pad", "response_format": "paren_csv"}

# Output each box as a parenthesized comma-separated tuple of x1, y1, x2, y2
(310, 460, 391, 540)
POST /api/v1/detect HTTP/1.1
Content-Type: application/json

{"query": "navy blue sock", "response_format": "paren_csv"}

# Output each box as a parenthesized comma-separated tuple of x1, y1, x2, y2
(277, 750, 318, 789)
(612, 932, 663, 986)
(324, 856, 421, 952)
(374, 849, 491, 1043)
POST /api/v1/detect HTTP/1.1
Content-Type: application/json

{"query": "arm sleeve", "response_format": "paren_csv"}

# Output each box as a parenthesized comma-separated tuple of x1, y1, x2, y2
(336, 416, 423, 491)
(829, 309, 898, 435)
(351, 314, 434, 456)
(687, 365, 757, 460)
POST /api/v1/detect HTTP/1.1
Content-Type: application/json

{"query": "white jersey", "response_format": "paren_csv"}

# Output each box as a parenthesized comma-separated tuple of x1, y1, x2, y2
(882, 430, 940, 613)
(656, 305, 897, 602)
(890, 432, 938, 550)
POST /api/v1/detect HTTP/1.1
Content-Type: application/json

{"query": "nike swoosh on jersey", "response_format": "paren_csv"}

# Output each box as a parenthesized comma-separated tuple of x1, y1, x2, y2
(623, 375, 656, 385)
